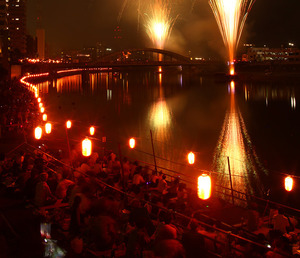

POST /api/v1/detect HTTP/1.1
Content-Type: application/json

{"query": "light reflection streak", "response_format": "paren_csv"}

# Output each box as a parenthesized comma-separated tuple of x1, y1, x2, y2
(56, 75, 81, 93)
(150, 73, 171, 130)
(213, 81, 267, 204)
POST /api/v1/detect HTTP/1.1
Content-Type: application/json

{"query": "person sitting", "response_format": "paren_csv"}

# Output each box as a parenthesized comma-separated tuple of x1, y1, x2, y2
(273, 208, 290, 234)
(55, 169, 75, 200)
(157, 174, 168, 194)
(132, 167, 145, 188)
(34, 172, 56, 207)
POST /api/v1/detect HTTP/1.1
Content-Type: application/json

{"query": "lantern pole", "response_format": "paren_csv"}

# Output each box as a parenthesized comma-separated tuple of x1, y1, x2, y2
(227, 156, 235, 205)
(118, 143, 125, 190)
(65, 127, 71, 162)
(150, 130, 157, 172)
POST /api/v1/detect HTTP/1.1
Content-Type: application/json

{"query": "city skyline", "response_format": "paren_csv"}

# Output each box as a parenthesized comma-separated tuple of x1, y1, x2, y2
(25, 0, 300, 57)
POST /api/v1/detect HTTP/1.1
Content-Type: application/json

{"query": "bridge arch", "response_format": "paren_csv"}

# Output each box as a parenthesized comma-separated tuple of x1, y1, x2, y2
(98, 48, 191, 65)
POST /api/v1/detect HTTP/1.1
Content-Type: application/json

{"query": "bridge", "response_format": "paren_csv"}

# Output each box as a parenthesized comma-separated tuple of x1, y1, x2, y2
(96, 48, 192, 66)
(21, 48, 222, 75)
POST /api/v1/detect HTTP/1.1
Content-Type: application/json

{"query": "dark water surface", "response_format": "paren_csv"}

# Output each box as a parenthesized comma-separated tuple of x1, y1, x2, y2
(36, 68, 300, 205)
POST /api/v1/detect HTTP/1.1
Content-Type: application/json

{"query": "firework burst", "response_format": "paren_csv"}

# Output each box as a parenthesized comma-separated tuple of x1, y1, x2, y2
(144, 0, 177, 49)
(209, 0, 256, 74)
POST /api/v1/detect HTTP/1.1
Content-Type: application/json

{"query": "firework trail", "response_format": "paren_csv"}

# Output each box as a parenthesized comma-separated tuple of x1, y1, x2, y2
(119, 0, 180, 49)
(213, 81, 268, 205)
(209, 0, 256, 74)
(144, 0, 178, 49)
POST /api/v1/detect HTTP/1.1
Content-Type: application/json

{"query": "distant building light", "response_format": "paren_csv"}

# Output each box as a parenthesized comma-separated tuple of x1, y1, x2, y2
(106, 48, 112, 51)
(15, 18, 19, 20)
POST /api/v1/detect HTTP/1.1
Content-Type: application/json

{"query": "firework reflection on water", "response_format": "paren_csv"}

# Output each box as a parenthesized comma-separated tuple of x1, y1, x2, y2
(213, 81, 267, 205)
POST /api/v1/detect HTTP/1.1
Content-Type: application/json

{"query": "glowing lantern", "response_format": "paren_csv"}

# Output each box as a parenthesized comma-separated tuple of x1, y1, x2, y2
(42, 114, 47, 121)
(34, 126, 42, 140)
(39, 103, 43, 108)
(40, 107, 45, 113)
(285, 176, 294, 192)
(66, 120, 72, 129)
(129, 138, 136, 149)
(89, 126, 95, 136)
(45, 123, 52, 134)
(37, 97, 41, 103)
(82, 138, 92, 157)
(188, 152, 195, 165)
(197, 174, 211, 200)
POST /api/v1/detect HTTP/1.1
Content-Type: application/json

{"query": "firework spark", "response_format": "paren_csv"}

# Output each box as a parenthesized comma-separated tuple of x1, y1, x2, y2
(144, 0, 177, 49)
(209, 0, 256, 74)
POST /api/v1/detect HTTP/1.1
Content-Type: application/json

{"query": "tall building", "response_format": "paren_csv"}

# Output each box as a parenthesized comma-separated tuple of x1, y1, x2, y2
(7, 0, 26, 56)
(0, 0, 9, 69)
(36, 0, 45, 59)
(36, 28, 45, 59)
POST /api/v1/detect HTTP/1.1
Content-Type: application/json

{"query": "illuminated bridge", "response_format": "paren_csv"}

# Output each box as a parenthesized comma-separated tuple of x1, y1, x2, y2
(95, 48, 192, 66)
(21, 48, 221, 75)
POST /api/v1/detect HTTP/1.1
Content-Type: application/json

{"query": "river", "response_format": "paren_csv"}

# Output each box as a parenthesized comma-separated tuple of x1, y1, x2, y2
(35, 67, 300, 206)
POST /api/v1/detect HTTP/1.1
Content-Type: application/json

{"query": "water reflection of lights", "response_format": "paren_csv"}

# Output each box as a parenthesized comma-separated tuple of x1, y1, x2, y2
(244, 85, 297, 109)
(148, 71, 172, 154)
(150, 99, 171, 128)
(214, 81, 267, 204)
(291, 97, 296, 109)
(57, 75, 81, 93)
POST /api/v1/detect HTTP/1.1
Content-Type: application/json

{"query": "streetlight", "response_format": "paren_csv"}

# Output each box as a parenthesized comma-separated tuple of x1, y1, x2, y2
(82, 138, 92, 157)
(187, 152, 195, 165)
(39, 103, 43, 108)
(34, 126, 42, 140)
(197, 174, 211, 200)
(40, 107, 45, 113)
(37, 97, 41, 103)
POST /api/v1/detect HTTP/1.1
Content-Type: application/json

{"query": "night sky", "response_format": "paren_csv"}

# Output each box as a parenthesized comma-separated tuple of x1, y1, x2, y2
(26, 0, 300, 57)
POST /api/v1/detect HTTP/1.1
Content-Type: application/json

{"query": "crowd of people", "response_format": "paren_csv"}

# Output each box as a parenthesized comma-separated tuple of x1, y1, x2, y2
(0, 79, 38, 140)
(0, 81, 300, 257)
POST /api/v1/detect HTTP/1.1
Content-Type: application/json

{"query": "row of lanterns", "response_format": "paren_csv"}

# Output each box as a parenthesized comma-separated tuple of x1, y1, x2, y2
(128, 137, 210, 199)
(35, 120, 95, 158)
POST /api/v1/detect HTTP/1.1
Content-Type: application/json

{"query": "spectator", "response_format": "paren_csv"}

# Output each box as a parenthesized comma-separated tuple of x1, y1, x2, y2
(273, 208, 290, 234)
(34, 172, 56, 207)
